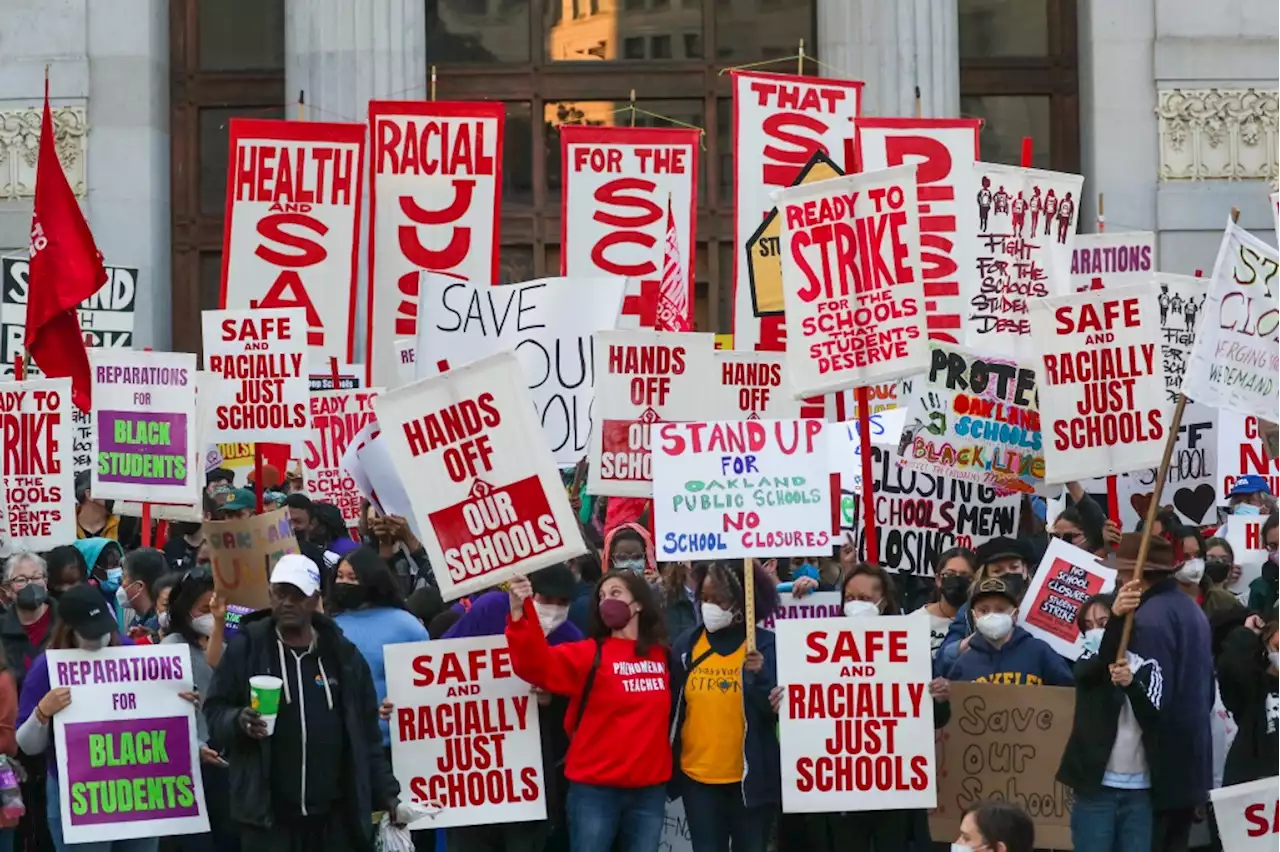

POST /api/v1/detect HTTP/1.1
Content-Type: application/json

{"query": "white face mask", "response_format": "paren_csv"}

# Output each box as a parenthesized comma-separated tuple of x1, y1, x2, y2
(1269, 650, 1279, 670)
(1175, 558, 1205, 584)
(158, 611, 170, 631)
(76, 632, 112, 652)
(1082, 628, 1105, 655)
(951, 845, 987, 852)
(533, 602, 570, 636)
(191, 613, 217, 637)
(975, 612, 1014, 642)
(843, 600, 880, 619)
(701, 602, 736, 633)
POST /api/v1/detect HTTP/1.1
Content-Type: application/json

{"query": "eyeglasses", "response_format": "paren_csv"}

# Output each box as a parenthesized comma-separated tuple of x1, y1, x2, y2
(7, 575, 46, 590)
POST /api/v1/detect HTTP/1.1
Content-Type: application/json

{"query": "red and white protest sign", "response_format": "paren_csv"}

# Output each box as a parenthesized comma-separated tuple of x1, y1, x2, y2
(777, 165, 928, 397)
(374, 351, 585, 601)
(587, 329, 715, 498)
(202, 308, 309, 444)
(855, 118, 982, 345)
(776, 617, 936, 813)
(560, 126, 698, 329)
(385, 636, 545, 828)
(711, 351, 803, 420)
(368, 101, 504, 387)
(0, 378, 74, 553)
(1070, 232, 1155, 293)
(1211, 776, 1279, 852)
(1017, 537, 1116, 660)
(1218, 412, 1278, 505)
(732, 71, 863, 352)
(303, 388, 380, 524)
(1030, 283, 1168, 482)
(220, 119, 364, 365)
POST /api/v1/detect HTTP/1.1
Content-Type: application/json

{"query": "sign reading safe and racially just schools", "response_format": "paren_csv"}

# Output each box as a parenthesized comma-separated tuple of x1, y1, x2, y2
(652, 419, 831, 560)
(1211, 776, 1279, 852)
(1069, 232, 1156, 293)
(202, 308, 309, 444)
(0, 378, 75, 554)
(49, 644, 208, 843)
(1016, 538, 1117, 660)
(303, 388, 380, 524)
(375, 351, 587, 601)
(385, 636, 545, 829)
(206, 509, 301, 615)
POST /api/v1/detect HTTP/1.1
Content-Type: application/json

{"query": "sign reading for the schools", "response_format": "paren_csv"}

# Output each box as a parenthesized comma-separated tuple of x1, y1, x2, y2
(49, 645, 208, 843)
(1017, 538, 1117, 660)
(0, 378, 75, 554)
(710, 351, 803, 420)
(375, 351, 587, 601)
(303, 388, 380, 524)
(1069, 232, 1155, 293)
(89, 350, 199, 505)
(776, 617, 936, 813)
(385, 636, 546, 829)
(202, 308, 309, 443)
(1211, 776, 1279, 852)
(777, 165, 928, 397)
(653, 419, 830, 560)
(206, 509, 301, 613)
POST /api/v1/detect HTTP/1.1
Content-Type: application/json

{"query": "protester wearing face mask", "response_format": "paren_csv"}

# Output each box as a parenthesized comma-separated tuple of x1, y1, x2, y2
(602, 524, 657, 582)
(1173, 556, 1206, 602)
(669, 561, 780, 852)
(0, 553, 54, 691)
(71, 537, 125, 617)
(945, 577, 1073, 686)
(952, 801, 1035, 852)
(1204, 537, 1242, 594)
(920, 549, 977, 654)
(506, 570, 670, 852)
(153, 572, 182, 636)
(1248, 513, 1279, 614)
(120, 548, 169, 637)
(935, 537, 1033, 675)
(1217, 615, 1279, 787)
(1226, 473, 1271, 517)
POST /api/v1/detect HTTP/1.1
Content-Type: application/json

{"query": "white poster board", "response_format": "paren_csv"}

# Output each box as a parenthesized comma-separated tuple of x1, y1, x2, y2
(201, 308, 309, 444)
(1217, 412, 1278, 506)
(760, 592, 843, 630)
(0, 378, 75, 553)
(711, 351, 803, 420)
(1210, 776, 1279, 852)
(1069, 232, 1155, 293)
(1016, 538, 1117, 660)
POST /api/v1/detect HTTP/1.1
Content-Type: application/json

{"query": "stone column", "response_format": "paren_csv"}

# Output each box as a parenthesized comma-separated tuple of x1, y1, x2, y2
(818, 0, 960, 119)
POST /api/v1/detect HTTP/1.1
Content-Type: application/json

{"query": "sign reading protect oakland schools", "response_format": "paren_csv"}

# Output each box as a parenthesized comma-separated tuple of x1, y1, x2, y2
(202, 308, 309, 444)
(375, 351, 587, 601)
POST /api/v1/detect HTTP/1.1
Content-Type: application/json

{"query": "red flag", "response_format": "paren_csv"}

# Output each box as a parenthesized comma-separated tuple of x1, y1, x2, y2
(25, 79, 105, 411)
(654, 196, 692, 332)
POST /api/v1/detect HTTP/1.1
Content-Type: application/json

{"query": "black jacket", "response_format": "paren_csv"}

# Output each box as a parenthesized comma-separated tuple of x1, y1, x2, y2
(0, 603, 54, 693)
(1217, 625, 1279, 786)
(204, 610, 398, 850)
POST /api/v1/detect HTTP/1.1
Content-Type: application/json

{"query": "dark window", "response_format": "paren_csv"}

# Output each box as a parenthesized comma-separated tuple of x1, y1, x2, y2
(650, 35, 672, 59)
(683, 32, 702, 58)
(624, 37, 646, 59)
(426, 0, 533, 62)
(197, 0, 284, 71)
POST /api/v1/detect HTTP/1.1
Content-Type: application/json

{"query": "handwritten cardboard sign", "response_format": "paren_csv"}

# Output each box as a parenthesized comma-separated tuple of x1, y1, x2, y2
(205, 509, 301, 612)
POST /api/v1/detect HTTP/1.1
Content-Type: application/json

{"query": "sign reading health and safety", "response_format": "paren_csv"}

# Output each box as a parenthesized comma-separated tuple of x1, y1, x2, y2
(49, 644, 208, 843)
(303, 388, 380, 524)
(202, 308, 309, 443)
(374, 351, 586, 601)
(89, 350, 199, 505)
(0, 378, 75, 553)
(653, 419, 831, 560)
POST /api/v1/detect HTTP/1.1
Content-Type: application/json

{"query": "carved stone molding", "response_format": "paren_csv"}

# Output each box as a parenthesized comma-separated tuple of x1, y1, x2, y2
(0, 105, 88, 200)
(1157, 88, 1278, 181)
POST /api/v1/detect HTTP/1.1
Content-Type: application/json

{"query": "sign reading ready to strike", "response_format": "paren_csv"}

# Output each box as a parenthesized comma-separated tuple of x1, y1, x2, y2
(202, 308, 309, 444)
(0, 378, 75, 553)
(303, 388, 380, 524)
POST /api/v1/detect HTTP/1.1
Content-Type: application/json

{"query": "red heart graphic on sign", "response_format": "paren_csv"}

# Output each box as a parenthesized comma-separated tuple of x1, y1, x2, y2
(1130, 493, 1153, 519)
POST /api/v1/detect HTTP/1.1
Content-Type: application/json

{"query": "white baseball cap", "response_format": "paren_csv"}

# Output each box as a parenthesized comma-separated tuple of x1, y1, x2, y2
(269, 553, 322, 597)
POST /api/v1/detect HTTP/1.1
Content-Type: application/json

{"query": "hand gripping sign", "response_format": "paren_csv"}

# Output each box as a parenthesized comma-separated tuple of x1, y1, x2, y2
(220, 119, 365, 367)
(201, 308, 310, 444)
(374, 351, 587, 601)
(368, 101, 505, 388)
(1016, 537, 1117, 660)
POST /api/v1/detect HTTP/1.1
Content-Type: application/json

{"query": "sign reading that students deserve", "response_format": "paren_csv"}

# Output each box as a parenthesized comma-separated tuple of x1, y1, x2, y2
(1211, 776, 1279, 852)
(0, 378, 74, 553)
(202, 308, 309, 443)
(653, 419, 830, 560)
(1069, 232, 1156, 293)
(776, 617, 936, 813)
(385, 636, 546, 829)
(89, 350, 199, 505)
(1017, 538, 1117, 660)
(49, 645, 208, 843)
(220, 119, 365, 365)
(710, 351, 804, 420)
(206, 509, 301, 613)
(368, 101, 505, 388)
(777, 165, 928, 397)
(375, 351, 586, 601)
(1030, 284, 1168, 482)
(303, 388, 380, 524)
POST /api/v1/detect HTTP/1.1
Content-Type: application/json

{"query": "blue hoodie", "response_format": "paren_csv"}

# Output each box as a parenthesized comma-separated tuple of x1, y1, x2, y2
(945, 625, 1074, 686)
(443, 589, 583, 646)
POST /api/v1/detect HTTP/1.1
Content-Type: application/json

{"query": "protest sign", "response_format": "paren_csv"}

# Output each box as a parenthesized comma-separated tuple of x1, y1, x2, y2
(759, 592, 842, 630)
(856, 118, 983, 344)
(652, 419, 830, 560)
(205, 509, 300, 613)
(1211, 776, 1279, 852)
(1112, 402, 1218, 528)
(1017, 538, 1117, 660)
(559, 125, 698, 329)
(1030, 283, 1168, 481)
(1224, 516, 1269, 597)
(732, 71, 864, 352)
(220, 119, 364, 365)
(385, 636, 545, 828)
(374, 351, 586, 601)
(776, 617, 935, 813)
(413, 275, 626, 465)
(395, 339, 417, 387)
(828, 382, 903, 424)
(0, 378, 74, 553)
(49, 644, 208, 842)
(1153, 272, 1210, 404)
(587, 329, 715, 498)
(368, 101, 504, 387)
(309, 363, 363, 392)
(659, 798, 694, 852)
(777, 165, 928, 396)
(1069, 232, 1155, 293)
(1218, 413, 1278, 505)
(967, 164, 1083, 356)
(117, 370, 215, 524)
(898, 343, 1043, 495)
(88, 350, 198, 505)
(202, 308, 309, 443)
(828, 408, 908, 492)
(711, 351, 803, 420)
(303, 388, 380, 524)
(929, 683, 1075, 849)
(347, 421, 424, 542)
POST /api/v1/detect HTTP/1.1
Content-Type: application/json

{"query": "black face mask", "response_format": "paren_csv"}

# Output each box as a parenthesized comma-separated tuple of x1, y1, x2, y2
(330, 583, 366, 611)
(1264, 554, 1278, 584)
(940, 574, 971, 607)
(15, 584, 47, 612)
(1204, 558, 1232, 585)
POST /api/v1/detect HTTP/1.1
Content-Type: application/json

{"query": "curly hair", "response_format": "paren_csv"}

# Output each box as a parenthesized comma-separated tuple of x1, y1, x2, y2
(689, 559, 780, 623)
(587, 570, 667, 656)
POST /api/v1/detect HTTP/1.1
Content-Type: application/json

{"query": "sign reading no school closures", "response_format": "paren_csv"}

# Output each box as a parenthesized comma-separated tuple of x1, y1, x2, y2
(414, 275, 626, 466)
(1030, 284, 1168, 482)
(202, 308, 309, 443)
(49, 645, 208, 843)
(374, 352, 586, 601)
(776, 618, 935, 813)
(0, 378, 74, 553)
(368, 101, 504, 388)
(559, 125, 698, 329)
(220, 119, 365, 365)
(385, 636, 545, 828)
(588, 330, 715, 498)
(89, 350, 199, 505)
(1017, 538, 1117, 660)
(777, 165, 928, 397)
(1219, 412, 1278, 505)
(1070, 232, 1155, 293)
(711, 352, 802, 419)
(303, 388, 379, 524)
(653, 419, 830, 560)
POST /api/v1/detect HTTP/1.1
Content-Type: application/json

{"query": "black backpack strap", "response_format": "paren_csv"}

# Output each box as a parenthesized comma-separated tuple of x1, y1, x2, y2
(569, 638, 605, 737)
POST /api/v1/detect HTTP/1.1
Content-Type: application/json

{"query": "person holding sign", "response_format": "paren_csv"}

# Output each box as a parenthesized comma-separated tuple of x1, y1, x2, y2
(1216, 615, 1279, 787)
(944, 577, 1074, 687)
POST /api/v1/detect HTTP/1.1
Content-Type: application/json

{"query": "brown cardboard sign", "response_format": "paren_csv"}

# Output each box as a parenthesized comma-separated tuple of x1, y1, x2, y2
(205, 508, 300, 611)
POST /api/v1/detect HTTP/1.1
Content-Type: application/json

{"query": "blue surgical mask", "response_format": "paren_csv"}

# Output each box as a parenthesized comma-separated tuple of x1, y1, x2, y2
(101, 568, 123, 594)
(613, 558, 644, 573)
(1234, 503, 1261, 516)
(793, 562, 820, 582)
(1082, 628, 1104, 656)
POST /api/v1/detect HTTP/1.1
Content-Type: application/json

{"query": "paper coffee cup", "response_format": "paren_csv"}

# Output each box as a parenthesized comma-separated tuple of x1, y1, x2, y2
(249, 675, 283, 729)
(261, 713, 278, 735)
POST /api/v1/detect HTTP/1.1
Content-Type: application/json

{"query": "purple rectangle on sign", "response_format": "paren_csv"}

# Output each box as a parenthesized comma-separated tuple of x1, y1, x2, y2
(63, 715, 199, 826)
(96, 411, 188, 487)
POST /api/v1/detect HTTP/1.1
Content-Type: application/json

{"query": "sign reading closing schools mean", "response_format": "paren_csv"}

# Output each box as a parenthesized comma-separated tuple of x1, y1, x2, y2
(375, 352, 587, 601)
(49, 645, 208, 843)
(1030, 283, 1168, 482)
(776, 617, 935, 813)
(385, 636, 545, 828)
(303, 388, 380, 524)
(1017, 537, 1117, 660)
(202, 308, 309, 443)
(653, 419, 830, 560)
(777, 165, 928, 397)
(1069, 232, 1156, 293)
(711, 351, 803, 420)
(0, 378, 74, 553)
(1211, 776, 1279, 852)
